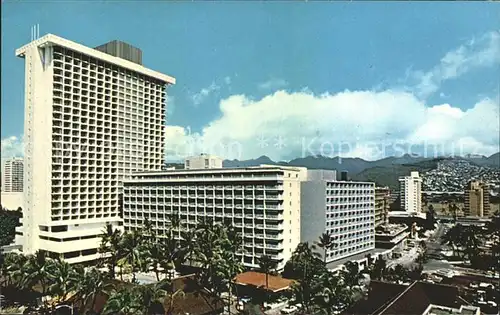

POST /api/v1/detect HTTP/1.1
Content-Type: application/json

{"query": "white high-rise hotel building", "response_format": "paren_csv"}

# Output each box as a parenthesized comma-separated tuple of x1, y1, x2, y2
(399, 171, 422, 213)
(2, 158, 24, 192)
(15, 34, 175, 263)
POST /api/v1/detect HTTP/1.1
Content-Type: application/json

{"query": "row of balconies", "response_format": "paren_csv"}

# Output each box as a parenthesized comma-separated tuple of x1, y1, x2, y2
(124, 194, 283, 201)
(51, 192, 117, 200)
(51, 213, 116, 221)
(327, 201, 375, 206)
(52, 187, 117, 194)
(51, 200, 118, 207)
(51, 180, 119, 187)
(126, 185, 285, 193)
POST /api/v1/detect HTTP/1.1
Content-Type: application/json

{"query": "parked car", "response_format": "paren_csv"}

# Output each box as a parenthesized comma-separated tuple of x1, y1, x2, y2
(281, 305, 298, 314)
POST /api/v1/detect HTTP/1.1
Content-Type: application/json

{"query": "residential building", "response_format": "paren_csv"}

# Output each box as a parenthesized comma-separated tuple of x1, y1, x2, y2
(464, 180, 490, 217)
(15, 34, 175, 263)
(2, 158, 24, 192)
(122, 165, 308, 270)
(343, 281, 480, 315)
(184, 154, 223, 170)
(301, 172, 375, 264)
(399, 171, 422, 213)
(375, 224, 409, 252)
(375, 186, 390, 227)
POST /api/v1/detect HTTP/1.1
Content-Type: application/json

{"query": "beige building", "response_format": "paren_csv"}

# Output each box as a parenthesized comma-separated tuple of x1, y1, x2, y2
(399, 171, 422, 213)
(464, 180, 490, 217)
(122, 165, 307, 270)
(375, 187, 390, 227)
(184, 154, 223, 170)
(2, 158, 24, 192)
(15, 34, 175, 263)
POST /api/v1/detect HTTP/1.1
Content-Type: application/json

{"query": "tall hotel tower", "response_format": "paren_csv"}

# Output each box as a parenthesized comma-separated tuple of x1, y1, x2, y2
(15, 34, 175, 263)
(399, 171, 422, 213)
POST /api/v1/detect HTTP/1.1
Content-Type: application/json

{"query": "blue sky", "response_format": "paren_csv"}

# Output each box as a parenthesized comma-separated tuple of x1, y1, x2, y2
(1, 1, 499, 161)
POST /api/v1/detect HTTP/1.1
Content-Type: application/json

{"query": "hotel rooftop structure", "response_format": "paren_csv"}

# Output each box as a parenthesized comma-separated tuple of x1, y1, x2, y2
(122, 165, 307, 270)
(15, 34, 175, 263)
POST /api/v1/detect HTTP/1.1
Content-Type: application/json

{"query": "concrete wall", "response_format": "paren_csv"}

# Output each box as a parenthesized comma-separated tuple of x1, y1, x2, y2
(300, 181, 326, 251)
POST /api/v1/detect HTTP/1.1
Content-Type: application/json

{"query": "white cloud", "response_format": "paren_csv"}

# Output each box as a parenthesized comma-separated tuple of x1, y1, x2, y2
(165, 90, 499, 161)
(191, 82, 220, 106)
(4, 32, 500, 163)
(258, 78, 288, 90)
(224, 76, 232, 85)
(1, 136, 24, 159)
(411, 30, 500, 98)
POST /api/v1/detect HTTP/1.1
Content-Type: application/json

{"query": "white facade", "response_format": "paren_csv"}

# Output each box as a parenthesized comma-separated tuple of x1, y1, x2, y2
(2, 158, 24, 192)
(301, 176, 375, 264)
(16, 34, 175, 263)
(399, 171, 422, 213)
(184, 154, 223, 170)
(122, 165, 308, 270)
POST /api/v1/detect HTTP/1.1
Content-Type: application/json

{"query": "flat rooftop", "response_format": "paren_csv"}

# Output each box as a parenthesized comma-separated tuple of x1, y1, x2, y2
(16, 34, 175, 85)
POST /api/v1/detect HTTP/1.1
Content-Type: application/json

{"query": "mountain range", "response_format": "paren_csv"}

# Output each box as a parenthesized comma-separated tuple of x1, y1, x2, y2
(165, 152, 499, 190)
(223, 152, 499, 172)
(222, 152, 500, 190)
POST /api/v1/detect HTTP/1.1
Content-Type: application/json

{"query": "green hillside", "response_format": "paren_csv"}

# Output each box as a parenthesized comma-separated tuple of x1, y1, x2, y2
(353, 158, 443, 190)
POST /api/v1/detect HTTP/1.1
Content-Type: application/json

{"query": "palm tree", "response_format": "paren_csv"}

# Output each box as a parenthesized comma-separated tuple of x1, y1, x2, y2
(74, 267, 113, 314)
(369, 257, 387, 281)
(158, 235, 185, 281)
(258, 255, 277, 291)
(389, 264, 409, 283)
(286, 242, 323, 313)
(1, 252, 27, 288)
(341, 261, 363, 288)
(180, 229, 197, 267)
(461, 226, 481, 260)
(102, 289, 143, 315)
(22, 251, 51, 297)
(167, 211, 181, 240)
(315, 271, 351, 315)
(46, 258, 80, 303)
(258, 254, 278, 306)
(442, 224, 462, 257)
(99, 223, 122, 279)
(316, 233, 336, 265)
(138, 279, 185, 315)
(118, 231, 146, 283)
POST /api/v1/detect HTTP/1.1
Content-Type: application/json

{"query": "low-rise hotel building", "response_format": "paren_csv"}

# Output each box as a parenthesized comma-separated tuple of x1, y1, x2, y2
(122, 165, 307, 270)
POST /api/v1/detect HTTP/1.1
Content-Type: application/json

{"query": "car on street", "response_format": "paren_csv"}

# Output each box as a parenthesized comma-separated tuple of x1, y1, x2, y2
(281, 305, 298, 314)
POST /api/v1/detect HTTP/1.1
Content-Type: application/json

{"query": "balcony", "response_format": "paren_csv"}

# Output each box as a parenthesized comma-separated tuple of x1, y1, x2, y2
(265, 234, 282, 239)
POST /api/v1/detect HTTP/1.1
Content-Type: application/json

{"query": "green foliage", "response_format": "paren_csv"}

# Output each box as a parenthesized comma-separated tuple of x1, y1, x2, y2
(354, 159, 441, 191)
(0, 210, 21, 246)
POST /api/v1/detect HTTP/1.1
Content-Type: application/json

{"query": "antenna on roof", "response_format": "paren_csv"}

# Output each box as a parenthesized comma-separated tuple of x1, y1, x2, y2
(31, 24, 40, 41)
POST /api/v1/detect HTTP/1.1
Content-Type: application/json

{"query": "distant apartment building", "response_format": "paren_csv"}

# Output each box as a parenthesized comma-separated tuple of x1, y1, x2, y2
(399, 171, 422, 213)
(122, 165, 307, 270)
(184, 154, 223, 170)
(375, 187, 390, 227)
(15, 34, 175, 263)
(464, 180, 490, 217)
(2, 158, 24, 192)
(301, 172, 375, 264)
